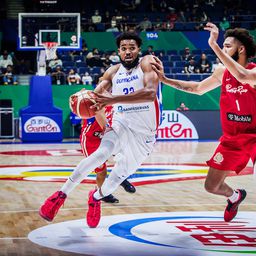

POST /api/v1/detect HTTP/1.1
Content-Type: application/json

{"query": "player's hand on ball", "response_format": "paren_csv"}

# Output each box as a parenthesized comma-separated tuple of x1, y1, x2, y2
(91, 90, 114, 111)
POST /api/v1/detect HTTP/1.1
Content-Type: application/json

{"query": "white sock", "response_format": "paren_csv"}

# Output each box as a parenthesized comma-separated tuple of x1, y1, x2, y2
(228, 190, 239, 203)
(61, 177, 79, 195)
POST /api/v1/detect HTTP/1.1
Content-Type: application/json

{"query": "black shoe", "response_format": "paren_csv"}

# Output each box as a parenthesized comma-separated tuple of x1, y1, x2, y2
(120, 179, 136, 193)
(101, 194, 119, 203)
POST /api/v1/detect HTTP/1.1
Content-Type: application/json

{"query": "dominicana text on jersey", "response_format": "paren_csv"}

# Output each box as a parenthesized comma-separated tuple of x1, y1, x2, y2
(112, 62, 162, 135)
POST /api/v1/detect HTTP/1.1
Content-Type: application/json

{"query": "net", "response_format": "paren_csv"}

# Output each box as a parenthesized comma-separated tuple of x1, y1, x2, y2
(42, 42, 58, 60)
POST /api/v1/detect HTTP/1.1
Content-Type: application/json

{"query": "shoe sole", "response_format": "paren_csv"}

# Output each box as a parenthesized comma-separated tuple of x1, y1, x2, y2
(39, 209, 53, 222)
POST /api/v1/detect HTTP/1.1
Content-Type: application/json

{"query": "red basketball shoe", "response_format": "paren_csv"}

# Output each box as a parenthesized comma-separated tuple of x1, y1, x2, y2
(86, 189, 101, 228)
(39, 191, 67, 221)
(224, 189, 247, 222)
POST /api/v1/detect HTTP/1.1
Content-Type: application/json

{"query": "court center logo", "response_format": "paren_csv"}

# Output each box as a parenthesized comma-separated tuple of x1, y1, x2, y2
(29, 211, 256, 256)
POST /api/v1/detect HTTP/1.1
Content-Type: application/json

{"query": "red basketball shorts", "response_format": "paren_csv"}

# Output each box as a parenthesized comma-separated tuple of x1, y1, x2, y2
(207, 134, 256, 174)
(80, 124, 106, 173)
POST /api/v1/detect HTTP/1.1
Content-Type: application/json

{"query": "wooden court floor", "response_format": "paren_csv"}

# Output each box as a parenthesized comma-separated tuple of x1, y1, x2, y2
(0, 140, 255, 256)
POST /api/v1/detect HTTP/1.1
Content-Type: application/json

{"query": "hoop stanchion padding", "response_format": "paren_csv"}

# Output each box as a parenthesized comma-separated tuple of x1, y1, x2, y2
(20, 76, 63, 142)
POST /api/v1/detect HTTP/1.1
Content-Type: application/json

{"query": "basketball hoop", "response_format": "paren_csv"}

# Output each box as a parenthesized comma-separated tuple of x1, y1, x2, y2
(42, 42, 58, 60)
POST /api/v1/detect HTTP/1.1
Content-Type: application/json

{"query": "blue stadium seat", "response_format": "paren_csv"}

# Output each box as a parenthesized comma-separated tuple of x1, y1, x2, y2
(175, 61, 186, 67)
(172, 67, 184, 73)
(165, 74, 175, 79)
(176, 74, 190, 80)
(164, 67, 171, 73)
(207, 55, 217, 62)
(201, 74, 211, 80)
(63, 61, 75, 67)
(76, 62, 87, 68)
(61, 55, 72, 61)
(192, 49, 202, 55)
(162, 60, 170, 67)
(161, 55, 169, 61)
(170, 55, 181, 61)
(91, 67, 101, 74)
(203, 49, 214, 55)
(174, 22, 185, 31)
(78, 67, 91, 74)
(167, 50, 178, 55)
(74, 56, 84, 62)
(188, 74, 202, 81)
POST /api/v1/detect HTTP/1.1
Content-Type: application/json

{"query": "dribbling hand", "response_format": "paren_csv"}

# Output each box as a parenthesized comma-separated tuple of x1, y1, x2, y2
(90, 91, 114, 111)
(150, 56, 165, 82)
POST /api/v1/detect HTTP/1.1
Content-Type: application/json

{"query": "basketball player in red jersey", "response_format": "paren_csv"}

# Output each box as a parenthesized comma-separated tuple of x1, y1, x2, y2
(151, 22, 256, 222)
(80, 105, 136, 204)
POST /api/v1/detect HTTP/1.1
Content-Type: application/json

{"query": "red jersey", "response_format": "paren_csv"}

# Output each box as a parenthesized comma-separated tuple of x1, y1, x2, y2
(80, 106, 113, 156)
(220, 63, 256, 136)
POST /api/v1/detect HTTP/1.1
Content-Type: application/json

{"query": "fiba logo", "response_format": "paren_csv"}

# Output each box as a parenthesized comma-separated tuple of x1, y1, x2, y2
(213, 152, 224, 164)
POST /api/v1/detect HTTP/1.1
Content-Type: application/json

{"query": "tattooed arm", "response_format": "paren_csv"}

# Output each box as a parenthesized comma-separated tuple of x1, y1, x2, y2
(151, 56, 224, 95)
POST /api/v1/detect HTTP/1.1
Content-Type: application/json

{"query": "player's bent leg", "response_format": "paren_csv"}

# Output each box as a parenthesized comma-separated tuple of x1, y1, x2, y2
(204, 167, 233, 196)
(39, 191, 67, 221)
(96, 166, 107, 188)
(204, 167, 247, 222)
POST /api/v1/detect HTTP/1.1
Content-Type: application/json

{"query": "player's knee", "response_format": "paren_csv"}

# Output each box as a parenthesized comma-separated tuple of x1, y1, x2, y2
(204, 179, 218, 194)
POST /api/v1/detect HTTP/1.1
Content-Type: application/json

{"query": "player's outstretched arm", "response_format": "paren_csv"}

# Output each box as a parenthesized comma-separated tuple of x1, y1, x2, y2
(151, 56, 223, 95)
(205, 22, 256, 87)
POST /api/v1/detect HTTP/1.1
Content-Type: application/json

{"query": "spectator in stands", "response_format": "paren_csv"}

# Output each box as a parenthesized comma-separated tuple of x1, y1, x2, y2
(136, 16, 152, 31)
(178, 11, 186, 22)
(93, 67, 105, 85)
(91, 10, 102, 24)
(86, 48, 102, 67)
(0, 50, 13, 72)
(143, 45, 155, 56)
(67, 68, 81, 85)
(184, 56, 199, 73)
(109, 51, 120, 64)
(219, 17, 230, 31)
(48, 54, 63, 71)
(120, 0, 136, 10)
(158, 0, 168, 12)
(182, 47, 193, 61)
(211, 57, 223, 72)
(198, 53, 211, 73)
(177, 102, 189, 111)
(81, 72, 93, 85)
(106, 16, 120, 32)
(167, 9, 178, 30)
(51, 65, 66, 85)
(2, 65, 18, 85)
(101, 54, 112, 68)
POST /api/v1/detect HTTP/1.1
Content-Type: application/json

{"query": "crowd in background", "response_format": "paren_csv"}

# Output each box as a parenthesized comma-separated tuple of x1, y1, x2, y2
(0, 0, 255, 85)
(0, 44, 225, 85)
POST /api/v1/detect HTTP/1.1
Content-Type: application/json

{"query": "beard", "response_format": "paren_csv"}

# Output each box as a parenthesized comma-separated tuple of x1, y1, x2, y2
(120, 56, 139, 70)
(231, 50, 239, 61)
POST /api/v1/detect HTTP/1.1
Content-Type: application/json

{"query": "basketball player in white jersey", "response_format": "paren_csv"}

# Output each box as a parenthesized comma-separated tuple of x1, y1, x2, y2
(39, 32, 162, 228)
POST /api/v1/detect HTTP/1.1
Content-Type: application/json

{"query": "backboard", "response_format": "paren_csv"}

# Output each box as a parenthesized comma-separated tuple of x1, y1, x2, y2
(18, 13, 81, 50)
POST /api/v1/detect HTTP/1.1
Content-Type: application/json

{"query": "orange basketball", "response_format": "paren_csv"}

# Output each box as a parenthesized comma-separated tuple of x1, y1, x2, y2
(69, 90, 96, 119)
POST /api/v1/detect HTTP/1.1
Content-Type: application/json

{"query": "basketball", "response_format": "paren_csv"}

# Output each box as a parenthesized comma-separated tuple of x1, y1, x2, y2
(69, 90, 96, 119)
